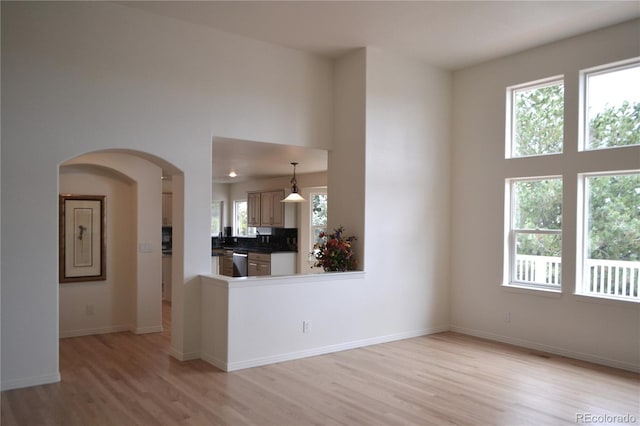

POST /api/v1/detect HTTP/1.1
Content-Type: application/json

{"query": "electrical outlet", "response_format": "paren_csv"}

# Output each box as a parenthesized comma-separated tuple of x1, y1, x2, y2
(86, 304, 95, 316)
(302, 320, 311, 333)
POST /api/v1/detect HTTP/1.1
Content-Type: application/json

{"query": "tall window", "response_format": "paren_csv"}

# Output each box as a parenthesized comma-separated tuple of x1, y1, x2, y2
(582, 62, 640, 150)
(310, 191, 328, 256)
(505, 77, 564, 290)
(507, 77, 564, 158)
(579, 173, 640, 300)
(234, 200, 247, 237)
(506, 178, 563, 288)
(505, 60, 639, 303)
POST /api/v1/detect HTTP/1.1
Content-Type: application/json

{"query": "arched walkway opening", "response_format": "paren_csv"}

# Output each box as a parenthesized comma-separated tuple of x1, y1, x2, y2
(58, 150, 183, 348)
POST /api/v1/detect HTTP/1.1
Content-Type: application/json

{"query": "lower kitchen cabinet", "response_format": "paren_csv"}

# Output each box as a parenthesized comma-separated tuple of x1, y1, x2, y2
(248, 252, 296, 277)
(248, 252, 271, 276)
(222, 250, 234, 276)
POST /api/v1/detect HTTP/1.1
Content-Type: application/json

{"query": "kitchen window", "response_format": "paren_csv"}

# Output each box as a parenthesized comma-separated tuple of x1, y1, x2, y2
(309, 190, 328, 257)
(234, 200, 248, 237)
(211, 200, 223, 236)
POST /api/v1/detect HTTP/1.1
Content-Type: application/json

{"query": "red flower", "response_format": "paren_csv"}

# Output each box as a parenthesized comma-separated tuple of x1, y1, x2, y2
(310, 226, 358, 272)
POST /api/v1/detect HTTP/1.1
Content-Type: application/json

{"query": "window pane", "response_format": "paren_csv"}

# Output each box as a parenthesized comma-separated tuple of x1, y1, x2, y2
(584, 173, 640, 300)
(509, 177, 562, 288)
(585, 64, 640, 150)
(586, 174, 640, 262)
(515, 232, 562, 285)
(234, 200, 247, 237)
(211, 201, 222, 236)
(512, 81, 564, 157)
(309, 191, 328, 257)
(311, 194, 327, 226)
(516, 232, 562, 258)
(312, 226, 325, 246)
(513, 179, 562, 230)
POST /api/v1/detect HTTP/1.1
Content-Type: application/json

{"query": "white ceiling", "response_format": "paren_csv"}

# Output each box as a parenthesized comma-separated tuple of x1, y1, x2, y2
(122, 1, 639, 70)
(212, 138, 328, 184)
(122, 1, 640, 182)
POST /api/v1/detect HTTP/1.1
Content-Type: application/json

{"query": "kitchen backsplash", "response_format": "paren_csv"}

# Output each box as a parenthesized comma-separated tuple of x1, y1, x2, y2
(212, 227, 298, 252)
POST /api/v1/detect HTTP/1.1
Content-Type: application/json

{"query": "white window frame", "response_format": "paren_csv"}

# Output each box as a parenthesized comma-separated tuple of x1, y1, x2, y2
(579, 58, 640, 152)
(505, 75, 564, 159)
(504, 176, 563, 291)
(577, 171, 640, 302)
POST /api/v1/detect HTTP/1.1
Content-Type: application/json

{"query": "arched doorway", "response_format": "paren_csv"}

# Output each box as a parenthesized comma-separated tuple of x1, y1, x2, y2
(58, 150, 183, 343)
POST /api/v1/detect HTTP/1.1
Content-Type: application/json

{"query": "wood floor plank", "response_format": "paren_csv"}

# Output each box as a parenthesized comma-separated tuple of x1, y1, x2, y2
(2, 302, 638, 425)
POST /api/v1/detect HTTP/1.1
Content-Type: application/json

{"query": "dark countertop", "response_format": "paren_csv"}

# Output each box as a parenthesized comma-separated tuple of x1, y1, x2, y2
(211, 246, 297, 255)
(166, 249, 296, 256)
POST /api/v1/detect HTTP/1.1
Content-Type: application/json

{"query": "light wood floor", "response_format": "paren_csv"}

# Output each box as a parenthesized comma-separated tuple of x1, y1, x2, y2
(2, 302, 638, 425)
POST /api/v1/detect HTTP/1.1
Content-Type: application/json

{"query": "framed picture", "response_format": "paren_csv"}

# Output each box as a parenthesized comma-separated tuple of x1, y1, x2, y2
(59, 194, 106, 283)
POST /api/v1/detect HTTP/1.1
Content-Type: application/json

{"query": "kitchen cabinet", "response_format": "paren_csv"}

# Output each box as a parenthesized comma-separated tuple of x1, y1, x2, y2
(221, 250, 234, 277)
(162, 192, 172, 226)
(162, 255, 172, 301)
(247, 192, 261, 227)
(260, 190, 284, 227)
(248, 252, 296, 277)
(248, 252, 271, 276)
(247, 190, 285, 227)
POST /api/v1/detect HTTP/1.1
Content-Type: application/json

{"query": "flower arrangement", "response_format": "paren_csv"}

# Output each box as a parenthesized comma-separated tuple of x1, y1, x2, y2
(311, 226, 358, 272)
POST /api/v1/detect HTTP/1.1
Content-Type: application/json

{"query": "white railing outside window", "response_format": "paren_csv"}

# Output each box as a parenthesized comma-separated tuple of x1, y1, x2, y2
(515, 255, 562, 286)
(514, 255, 640, 301)
(586, 259, 640, 300)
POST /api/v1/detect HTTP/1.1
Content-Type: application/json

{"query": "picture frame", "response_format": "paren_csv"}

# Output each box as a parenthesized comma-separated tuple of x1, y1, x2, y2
(59, 194, 106, 283)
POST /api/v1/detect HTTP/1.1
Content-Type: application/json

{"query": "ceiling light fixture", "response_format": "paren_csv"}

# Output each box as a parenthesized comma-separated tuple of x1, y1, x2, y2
(282, 162, 305, 203)
(228, 170, 237, 178)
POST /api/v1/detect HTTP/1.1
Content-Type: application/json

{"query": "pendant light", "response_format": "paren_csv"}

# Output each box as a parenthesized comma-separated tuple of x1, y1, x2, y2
(282, 162, 306, 203)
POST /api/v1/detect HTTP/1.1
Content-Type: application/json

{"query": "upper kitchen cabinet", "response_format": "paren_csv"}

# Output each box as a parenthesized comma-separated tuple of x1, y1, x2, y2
(247, 192, 262, 227)
(261, 190, 284, 227)
(162, 192, 172, 226)
(248, 190, 286, 227)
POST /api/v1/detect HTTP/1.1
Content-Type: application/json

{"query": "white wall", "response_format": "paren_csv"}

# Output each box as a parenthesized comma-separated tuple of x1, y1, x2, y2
(1, 1, 333, 390)
(364, 49, 452, 336)
(201, 49, 453, 373)
(330, 50, 367, 266)
(211, 183, 230, 228)
(451, 19, 640, 371)
(59, 165, 136, 337)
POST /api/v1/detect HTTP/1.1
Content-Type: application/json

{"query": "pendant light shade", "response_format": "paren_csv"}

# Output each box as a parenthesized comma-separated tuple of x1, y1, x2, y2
(282, 162, 306, 203)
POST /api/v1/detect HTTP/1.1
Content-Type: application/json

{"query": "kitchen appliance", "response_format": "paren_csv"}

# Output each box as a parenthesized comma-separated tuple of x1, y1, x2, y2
(232, 250, 248, 277)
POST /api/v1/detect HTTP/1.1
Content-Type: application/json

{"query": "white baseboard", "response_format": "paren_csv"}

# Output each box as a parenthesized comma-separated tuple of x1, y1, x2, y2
(168, 346, 200, 361)
(59, 324, 130, 338)
(200, 352, 228, 371)
(450, 325, 640, 373)
(1, 372, 61, 391)
(222, 325, 449, 372)
(133, 325, 163, 334)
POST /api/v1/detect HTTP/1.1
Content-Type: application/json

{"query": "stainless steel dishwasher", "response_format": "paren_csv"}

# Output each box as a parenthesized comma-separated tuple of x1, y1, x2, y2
(232, 250, 248, 277)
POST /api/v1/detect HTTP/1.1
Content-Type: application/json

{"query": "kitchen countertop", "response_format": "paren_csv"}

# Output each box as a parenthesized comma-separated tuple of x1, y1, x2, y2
(211, 247, 297, 255)
(164, 248, 297, 256)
